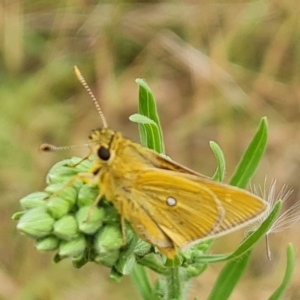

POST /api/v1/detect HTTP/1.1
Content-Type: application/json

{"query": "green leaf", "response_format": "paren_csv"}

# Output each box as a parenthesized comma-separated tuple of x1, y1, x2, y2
(230, 117, 268, 188)
(207, 250, 252, 300)
(136, 254, 169, 275)
(129, 113, 162, 152)
(133, 79, 165, 154)
(210, 141, 226, 181)
(129, 114, 157, 126)
(268, 243, 295, 300)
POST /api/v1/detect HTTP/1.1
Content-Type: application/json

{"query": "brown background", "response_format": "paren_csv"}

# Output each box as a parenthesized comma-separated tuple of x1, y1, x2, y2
(1, 1, 300, 299)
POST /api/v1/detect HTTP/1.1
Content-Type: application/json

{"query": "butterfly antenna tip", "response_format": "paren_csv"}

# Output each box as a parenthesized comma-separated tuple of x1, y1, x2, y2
(74, 66, 108, 129)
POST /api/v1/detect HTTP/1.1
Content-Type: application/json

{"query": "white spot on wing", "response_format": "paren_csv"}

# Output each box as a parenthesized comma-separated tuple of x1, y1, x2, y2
(166, 197, 177, 206)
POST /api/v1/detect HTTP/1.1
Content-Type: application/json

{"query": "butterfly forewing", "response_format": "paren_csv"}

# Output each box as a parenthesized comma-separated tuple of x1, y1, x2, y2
(130, 169, 267, 248)
(197, 181, 267, 233)
(124, 169, 223, 246)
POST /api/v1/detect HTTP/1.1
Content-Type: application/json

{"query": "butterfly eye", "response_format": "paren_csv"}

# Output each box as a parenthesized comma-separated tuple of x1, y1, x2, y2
(98, 146, 111, 161)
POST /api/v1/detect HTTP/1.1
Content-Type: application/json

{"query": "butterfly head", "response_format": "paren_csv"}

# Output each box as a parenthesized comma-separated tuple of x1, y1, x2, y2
(89, 128, 121, 163)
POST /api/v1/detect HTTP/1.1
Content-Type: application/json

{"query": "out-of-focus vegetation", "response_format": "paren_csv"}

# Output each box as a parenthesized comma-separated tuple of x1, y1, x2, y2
(1, 1, 300, 299)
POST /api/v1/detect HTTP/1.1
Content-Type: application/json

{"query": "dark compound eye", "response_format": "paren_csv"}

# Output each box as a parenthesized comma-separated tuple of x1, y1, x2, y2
(97, 146, 110, 161)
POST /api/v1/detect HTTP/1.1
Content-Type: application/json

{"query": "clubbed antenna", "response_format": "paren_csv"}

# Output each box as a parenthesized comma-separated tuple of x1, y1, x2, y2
(74, 66, 108, 129)
(39, 143, 90, 152)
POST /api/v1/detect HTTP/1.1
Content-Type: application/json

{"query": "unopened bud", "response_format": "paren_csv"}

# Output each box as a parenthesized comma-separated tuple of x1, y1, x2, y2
(46, 159, 79, 185)
(45, 185, 77, 206)
(17, 207, 55, 238)
(77, 184, 99, 207)
(72, 253, 88, 268)
(94, 224, 123, 255)
(58, 234, 86, 258)
(94, 250, 120, 267)
(36, 236, 59, 251)
(186, 263, 207, 279)
(20, 192, 48, 210)
(46, 196, 72, 219)
(76, 206, 105, 234)
(53, 215, 79, 241)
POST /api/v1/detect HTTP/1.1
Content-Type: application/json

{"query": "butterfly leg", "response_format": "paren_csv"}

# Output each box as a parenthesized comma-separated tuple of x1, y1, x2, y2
(45, 151, 94, 200)
(84, 191, 104, 222)
(117, 200, 127, 246)
(120, 216, 127, 246)
(44, 174, 81, 200)
(69, 151, 91, 168)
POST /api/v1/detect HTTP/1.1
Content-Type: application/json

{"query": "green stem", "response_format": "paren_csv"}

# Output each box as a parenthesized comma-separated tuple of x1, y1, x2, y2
(131, 264, 154, 300)
(166, 267, 183, 300)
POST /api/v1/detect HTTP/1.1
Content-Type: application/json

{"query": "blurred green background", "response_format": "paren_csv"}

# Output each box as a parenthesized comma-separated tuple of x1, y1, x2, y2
(1, 0, 300, 299)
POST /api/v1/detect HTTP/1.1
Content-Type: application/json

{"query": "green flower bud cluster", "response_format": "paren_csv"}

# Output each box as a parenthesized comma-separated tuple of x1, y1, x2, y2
(13, 157, 152, 278)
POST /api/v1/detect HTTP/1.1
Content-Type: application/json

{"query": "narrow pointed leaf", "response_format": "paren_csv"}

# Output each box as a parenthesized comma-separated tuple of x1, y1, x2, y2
(268, 243, 295, 300)
(210, 141, 226, 181)
(134, 79, 165, 154)
(230, 117, 268, 188)
(208, 250, 252, 300)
